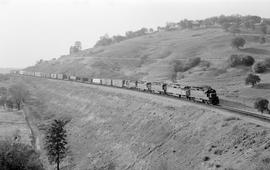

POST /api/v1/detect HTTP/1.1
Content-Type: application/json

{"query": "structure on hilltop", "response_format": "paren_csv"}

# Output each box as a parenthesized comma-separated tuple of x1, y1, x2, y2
(69, 41, 82, 55)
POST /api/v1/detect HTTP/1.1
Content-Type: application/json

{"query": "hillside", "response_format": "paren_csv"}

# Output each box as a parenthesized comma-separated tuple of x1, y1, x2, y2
(26, 27, 270, 110)
(13, 77, 270, 170)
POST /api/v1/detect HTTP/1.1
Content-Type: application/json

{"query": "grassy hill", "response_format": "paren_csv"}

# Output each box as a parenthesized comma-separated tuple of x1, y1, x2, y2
(26, 27, 270, 109)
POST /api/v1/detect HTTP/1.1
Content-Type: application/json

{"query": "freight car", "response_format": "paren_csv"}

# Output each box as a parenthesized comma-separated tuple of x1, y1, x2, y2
(112, 79, 124, 87)
(101, 79, 112, 86)
(69, 76, 76, 81)
(57, 74, 63, 80)
(51, 73, 57, 79)
(92, 78, 101, 84)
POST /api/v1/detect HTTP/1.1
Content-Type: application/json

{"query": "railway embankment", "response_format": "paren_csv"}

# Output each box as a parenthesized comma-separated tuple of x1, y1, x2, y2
(21, 77, 270, 170)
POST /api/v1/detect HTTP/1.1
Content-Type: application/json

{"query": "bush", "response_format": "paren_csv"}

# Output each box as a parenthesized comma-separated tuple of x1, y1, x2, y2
(0, 140, 44, 170)
(231, 37, 246, 49)
(253, 62, 267, 73)
(245, 73, 260, 87)
(228, 54, 255, 67)
(254, 98, 269, 113)
(174, 57, 201, 72)
(242, 55, 255, 66)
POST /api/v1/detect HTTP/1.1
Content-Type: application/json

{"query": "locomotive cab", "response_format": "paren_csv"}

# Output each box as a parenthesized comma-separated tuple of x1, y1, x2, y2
(207, 89, 219, 105)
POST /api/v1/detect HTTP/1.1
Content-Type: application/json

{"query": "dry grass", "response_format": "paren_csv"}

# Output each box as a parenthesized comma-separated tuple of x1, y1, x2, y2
(19, 77, 270, 170)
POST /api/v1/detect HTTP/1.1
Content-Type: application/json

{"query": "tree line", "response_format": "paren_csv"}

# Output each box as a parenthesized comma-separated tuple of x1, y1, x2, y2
(92, 14, 269, 48)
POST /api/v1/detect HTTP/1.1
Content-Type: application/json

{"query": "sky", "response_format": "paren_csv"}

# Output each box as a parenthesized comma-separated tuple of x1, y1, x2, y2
(0, 0, 270, 68)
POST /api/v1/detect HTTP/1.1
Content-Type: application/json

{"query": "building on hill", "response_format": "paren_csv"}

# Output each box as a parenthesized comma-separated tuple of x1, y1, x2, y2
(69, 41, 82, 55)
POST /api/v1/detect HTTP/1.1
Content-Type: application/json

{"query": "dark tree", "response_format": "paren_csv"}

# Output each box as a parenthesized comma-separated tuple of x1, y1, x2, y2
(254, 98, 269, 113)
(45, 119, 69, 170)
(231, 37, 246, 49)
(0, 140, 44, 170)
(242, 55, 255, 66)
(253, 62, 267, 73)
(8, 83, 29, 110)
(245, 73, 261, 87)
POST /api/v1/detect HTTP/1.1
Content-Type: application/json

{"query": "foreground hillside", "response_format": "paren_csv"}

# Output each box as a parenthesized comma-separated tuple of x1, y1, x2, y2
(18, 77, 270, 170)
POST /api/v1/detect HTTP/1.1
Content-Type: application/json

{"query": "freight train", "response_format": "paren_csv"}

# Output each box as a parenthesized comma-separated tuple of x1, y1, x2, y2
(14, 70, 220, 105)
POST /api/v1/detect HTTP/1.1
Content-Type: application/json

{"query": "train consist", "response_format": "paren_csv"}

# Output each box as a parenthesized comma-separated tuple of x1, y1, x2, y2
(15, 70, 220, 105)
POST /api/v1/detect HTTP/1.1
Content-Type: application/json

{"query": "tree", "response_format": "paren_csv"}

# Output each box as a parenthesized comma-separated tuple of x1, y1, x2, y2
(245, 73, 261, 87)
(0, 140, 44, 170)
(254, 98, 269, 113)
(0, 87, 8, 108)
(242, 55, 255, 66)
(253, 62, 267, 73)
(8, 83, 29, 110)
(231, 37, 246, 49)
(228, 54, 254, 67)
(45, 119, 69, 170)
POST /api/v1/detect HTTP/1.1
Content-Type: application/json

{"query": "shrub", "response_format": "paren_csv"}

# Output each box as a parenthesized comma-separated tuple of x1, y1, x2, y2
(254, 98, 269, 113)
(0, 140, 44, 170)
(174, 57, 201, 72)
(245, 73, 261, 87)
(228, 54, 255, 67)
(253, 62, 267, 73)
(231, 37, 246, 49)
(242, 55, 255, 66)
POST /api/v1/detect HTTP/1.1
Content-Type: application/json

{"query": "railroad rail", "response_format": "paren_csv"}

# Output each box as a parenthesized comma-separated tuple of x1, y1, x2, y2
(15, 74, 270, 124)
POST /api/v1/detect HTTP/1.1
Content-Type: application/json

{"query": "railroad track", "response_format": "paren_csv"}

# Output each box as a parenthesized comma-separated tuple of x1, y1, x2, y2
(15, 74, 270, 124)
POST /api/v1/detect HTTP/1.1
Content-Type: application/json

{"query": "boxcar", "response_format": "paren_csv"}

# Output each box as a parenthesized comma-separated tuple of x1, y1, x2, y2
(69, 76, 76, 81)
(45, 73, 51, 78)
(19, 70, 25, 75)
(63, 74, 68, 80)
(112, 79, 124, 87)
(101, 79, 112, 86)
(51, 73, 57, 79)
(40, 72, 46, 78)
(92, 78, 101, 84)
(34, 72, 42, 77)
(166, 84, 190, 98)
(57, 74, 63, 80)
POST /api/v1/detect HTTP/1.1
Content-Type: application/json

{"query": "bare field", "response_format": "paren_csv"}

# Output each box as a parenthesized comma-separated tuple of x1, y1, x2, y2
(20, 77, 270, 170)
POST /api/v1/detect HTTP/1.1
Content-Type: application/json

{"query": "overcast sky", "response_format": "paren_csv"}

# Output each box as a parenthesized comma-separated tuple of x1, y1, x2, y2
(0, 0, 269, 68)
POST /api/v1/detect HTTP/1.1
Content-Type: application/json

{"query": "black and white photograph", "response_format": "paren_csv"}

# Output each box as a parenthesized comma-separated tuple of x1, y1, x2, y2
(1, 0, 270, 169)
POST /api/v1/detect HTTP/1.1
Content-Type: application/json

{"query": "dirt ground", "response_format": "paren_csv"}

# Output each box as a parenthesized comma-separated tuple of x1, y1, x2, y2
(0, 108, 32, 145)
(17, 77, 270, 170)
